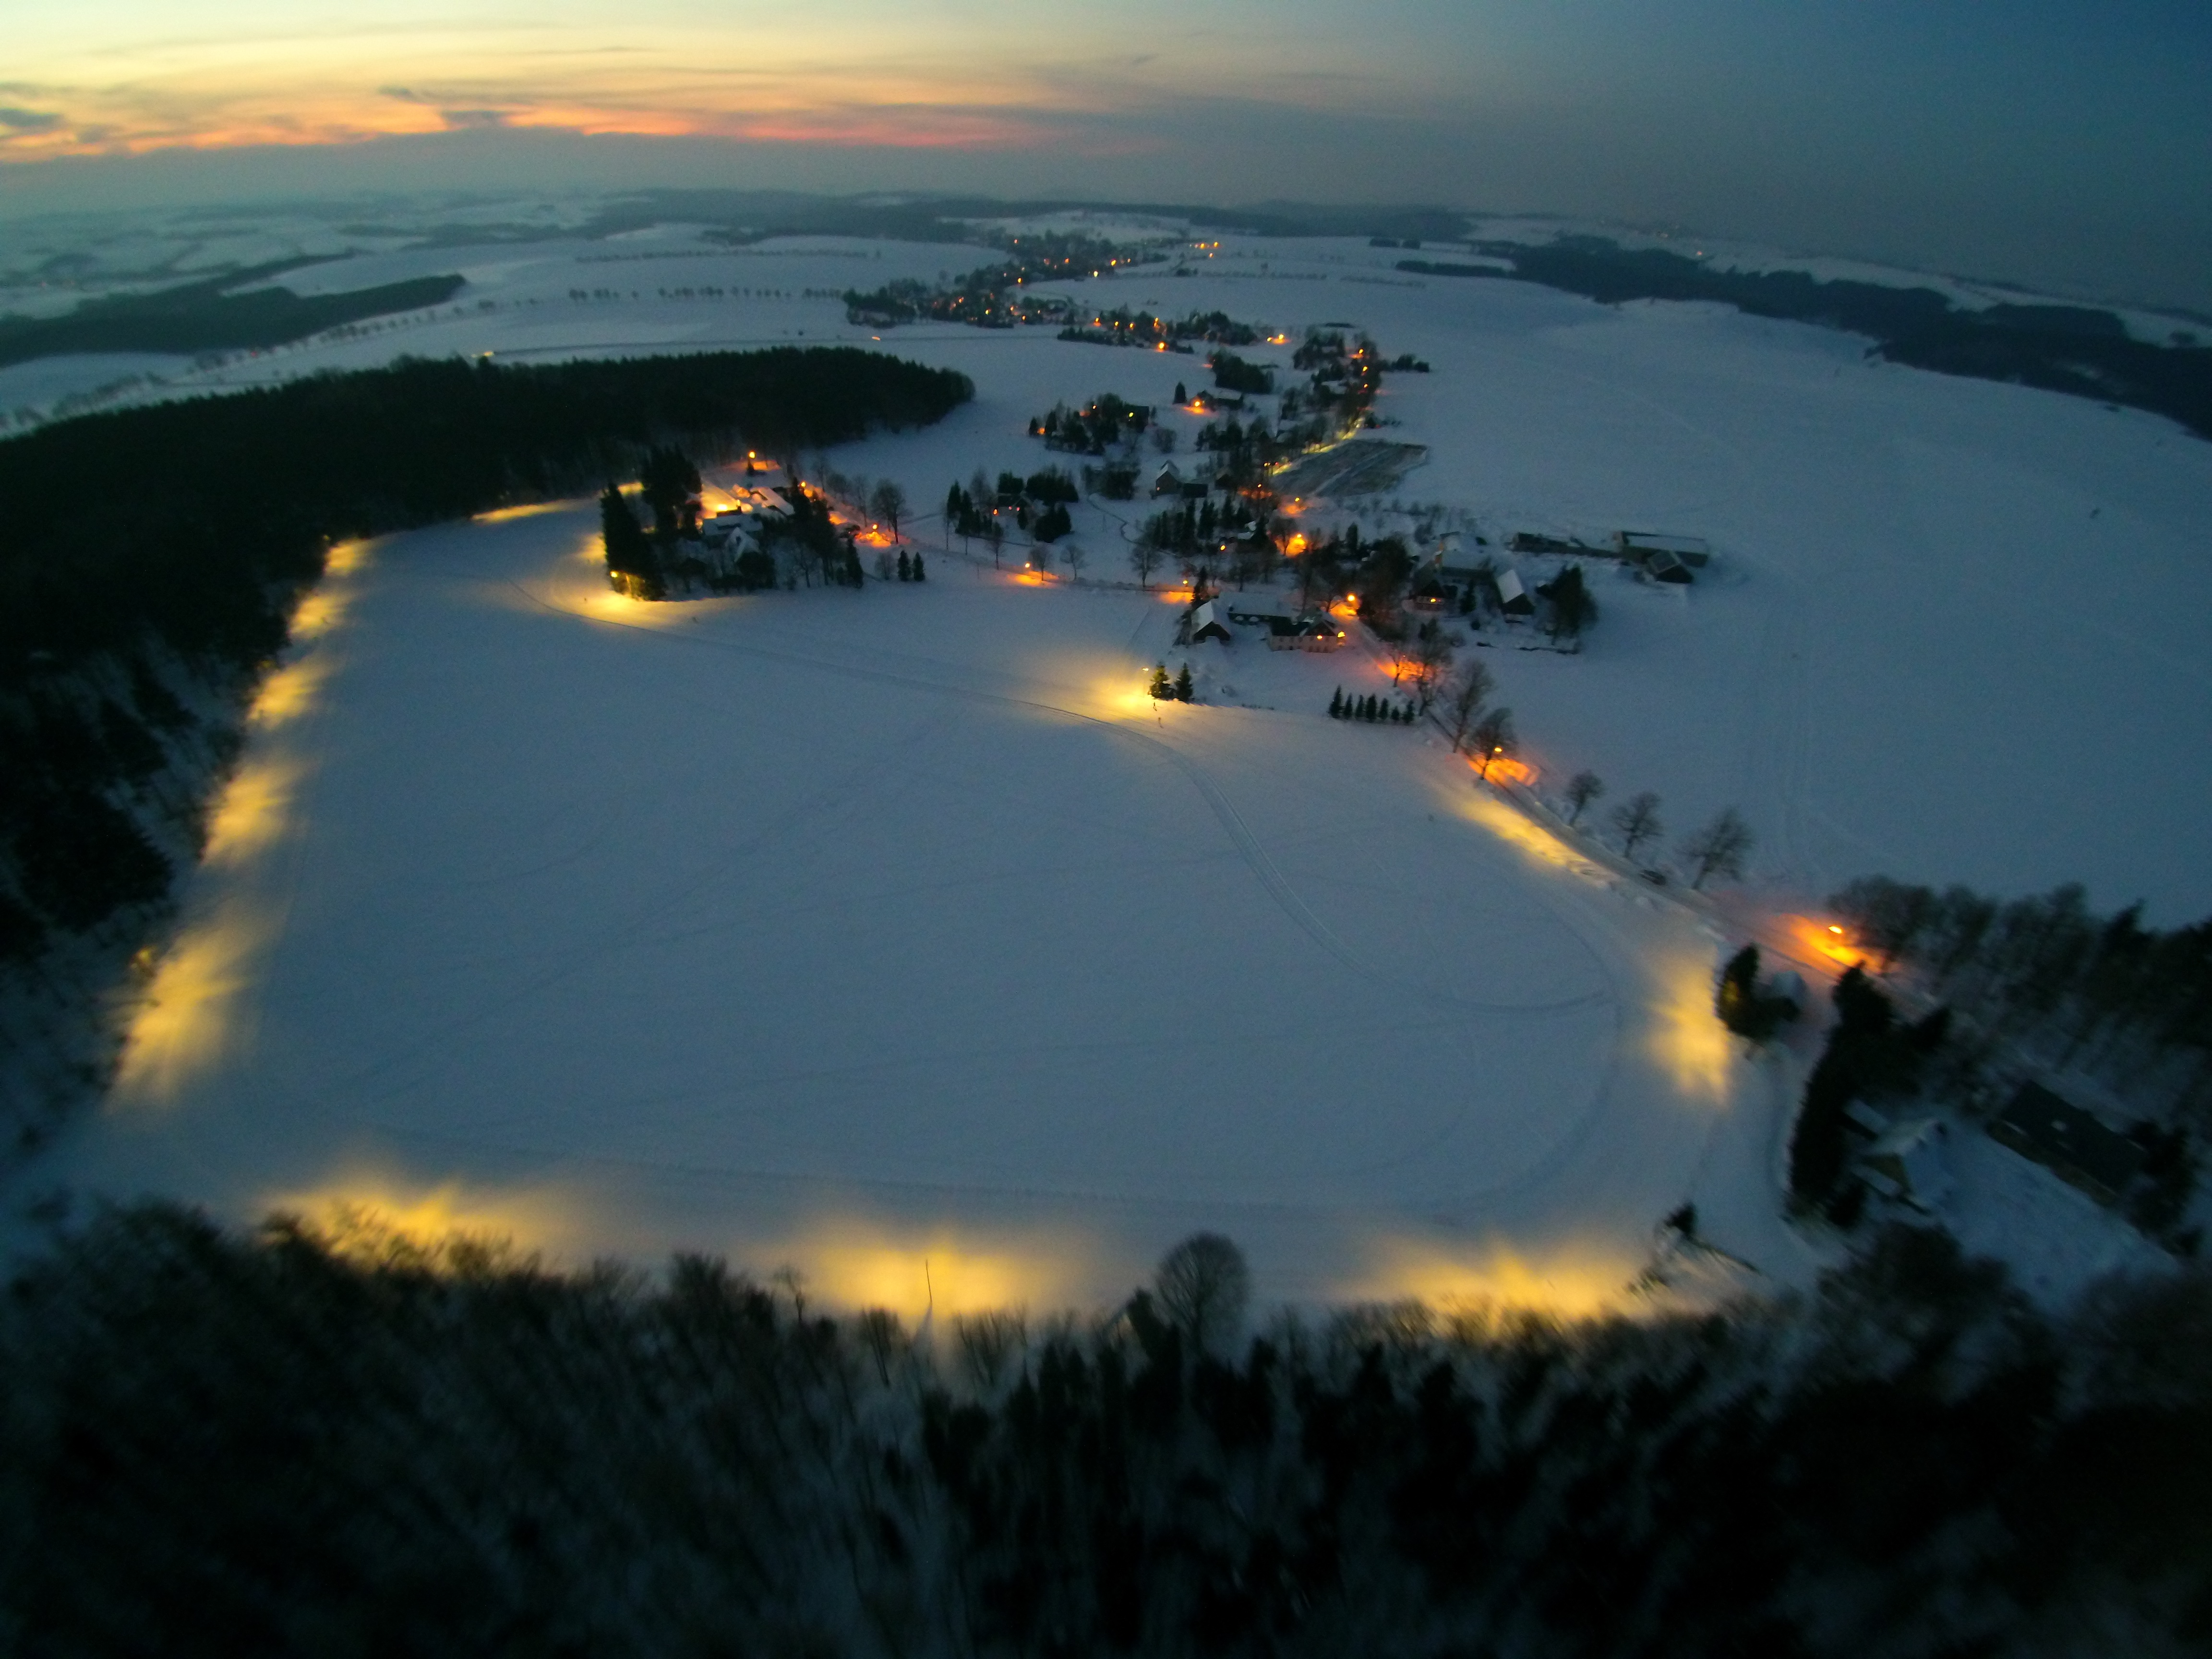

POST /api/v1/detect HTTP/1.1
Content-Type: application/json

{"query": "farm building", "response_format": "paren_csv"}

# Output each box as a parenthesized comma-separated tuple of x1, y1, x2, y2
(1494, 568, 1535, 617)
(1641, 547, 1694, 585)
(1261, 612, 1347, 652)
(1989, 1082, 2143, 1204)
(1188, 600, 1234, 645)
(1857, 1117, 1953, 1212)
(1618, 530, 1711, 566)
(1152, 461, 1183, 497)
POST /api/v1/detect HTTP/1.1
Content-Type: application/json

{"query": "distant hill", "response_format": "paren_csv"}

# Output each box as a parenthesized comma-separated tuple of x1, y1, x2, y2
(1404, 239, 2212, 442)
(0, 262, 468, 368)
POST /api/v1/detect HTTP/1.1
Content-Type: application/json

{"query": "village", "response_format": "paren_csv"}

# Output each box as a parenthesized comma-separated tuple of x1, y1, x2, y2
(583, 316, 2187, 1294)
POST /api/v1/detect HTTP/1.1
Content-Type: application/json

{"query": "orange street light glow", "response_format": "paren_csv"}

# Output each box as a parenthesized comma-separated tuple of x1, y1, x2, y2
(1789, 915, 1869, 970)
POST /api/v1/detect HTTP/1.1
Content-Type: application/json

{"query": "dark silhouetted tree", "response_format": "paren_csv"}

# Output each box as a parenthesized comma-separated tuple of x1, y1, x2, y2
(1564, 769, 1605, 825)
(1681, 807, 1755, 890)
(1611, 791, 1663, 862)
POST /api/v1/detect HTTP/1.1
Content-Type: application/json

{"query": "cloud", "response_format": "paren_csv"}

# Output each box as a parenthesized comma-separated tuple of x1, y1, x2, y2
(440, 109, 512, 130)
(0, 107, 63, 133)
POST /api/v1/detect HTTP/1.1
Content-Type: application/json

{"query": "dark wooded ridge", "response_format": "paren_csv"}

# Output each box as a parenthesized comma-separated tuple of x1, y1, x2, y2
(0, 263, 470, 368)
(1402, 238, 2212, 441)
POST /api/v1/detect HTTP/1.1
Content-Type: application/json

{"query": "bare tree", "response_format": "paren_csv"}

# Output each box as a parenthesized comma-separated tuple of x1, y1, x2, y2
(1680, 807, 1755, 890)
(1407, 620, 1457, 715)
(1564, 769, 1605, 825)
(984, 517, 1005, 569)
(869, 479, 907, 540)
(1129, 540, 1165, 588)
(1154, 1233, 1250, 1355)
(1469, 707, 1516, 777)
(1611, 791, 1664, 862)
(1443, 659, 1494, 752)
(1059, 541, 1089, 583)
(953, 1310, 1027, 1390)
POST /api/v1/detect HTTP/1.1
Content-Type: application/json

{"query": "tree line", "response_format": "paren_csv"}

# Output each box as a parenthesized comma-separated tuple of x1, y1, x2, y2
(1828, 875, 2212, 1128)
(0, 260, 469, 371)
(1406, 236, 2212, 443)
(0, 1202, 2204, 1656)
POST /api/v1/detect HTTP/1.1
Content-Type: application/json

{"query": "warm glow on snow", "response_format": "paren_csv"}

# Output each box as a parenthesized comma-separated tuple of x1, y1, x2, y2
(287, 586, 351, 642)
(323, 539, 374, 577)
(246, 653, 335, 727)
(474, 502, 576, 526)
(269, 1168, 596, 1265)
(1338, 1235, 1645, 1320)
(775, 1219, 1101, 1318)
(1454, 787, 1604, 880)
(202, 757, 304, 868)
(1646, 952, 1735, 1104)
(111, 908, 272, 1106)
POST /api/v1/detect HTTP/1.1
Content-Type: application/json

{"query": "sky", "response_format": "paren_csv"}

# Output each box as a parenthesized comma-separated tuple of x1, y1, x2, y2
(3, 0, 2210, 309)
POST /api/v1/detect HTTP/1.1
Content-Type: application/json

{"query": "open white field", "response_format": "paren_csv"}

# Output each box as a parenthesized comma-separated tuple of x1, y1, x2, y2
(64, 215, 2195, 921)
(49, 506, 1805, 1317)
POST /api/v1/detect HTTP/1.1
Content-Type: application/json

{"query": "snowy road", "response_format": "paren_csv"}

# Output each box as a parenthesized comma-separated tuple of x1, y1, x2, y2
(41, 506, 1813, 1317)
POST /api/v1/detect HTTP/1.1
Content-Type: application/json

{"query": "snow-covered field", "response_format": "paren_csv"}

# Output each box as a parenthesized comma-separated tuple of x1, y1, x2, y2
(19, 217, 2212, 1311)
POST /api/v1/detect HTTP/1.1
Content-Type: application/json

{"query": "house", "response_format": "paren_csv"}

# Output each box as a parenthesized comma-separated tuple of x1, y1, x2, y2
(1494, 568, 1535, 617)
(1618, 530, 1711, 567)
(1509, 531, 1593, 555)
(1990, 1082, 2143, 1204)
(1188, 600, 1234, 645)
(1858, 1117, 1953, 1212)
(1152, 461, 1183, 497)
(1641, 547, 1694, 585)
(720, 486, 790, 518)
(1262, 612, 1347, 651)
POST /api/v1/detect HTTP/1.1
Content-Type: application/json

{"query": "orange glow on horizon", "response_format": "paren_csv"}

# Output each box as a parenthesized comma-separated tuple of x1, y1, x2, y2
(0, 33, 1117, 163)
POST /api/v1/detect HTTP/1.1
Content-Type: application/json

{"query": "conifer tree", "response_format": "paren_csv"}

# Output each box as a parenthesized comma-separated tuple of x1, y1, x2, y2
(897, 549, 911, 580)
(1149, 663, 1172, 699)
(1173, 662, 1194, 702)
(913, 554, 926, 581)
(1329, 687, 1344, 718)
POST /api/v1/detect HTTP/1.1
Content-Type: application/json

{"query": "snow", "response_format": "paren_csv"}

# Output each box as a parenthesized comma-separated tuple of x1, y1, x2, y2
(37, 508, 1814, 1317)
(16, 215, 2212, 1311)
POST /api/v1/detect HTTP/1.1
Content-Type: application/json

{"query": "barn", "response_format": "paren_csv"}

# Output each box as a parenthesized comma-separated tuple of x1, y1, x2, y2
(1188, 600, 1234, 645)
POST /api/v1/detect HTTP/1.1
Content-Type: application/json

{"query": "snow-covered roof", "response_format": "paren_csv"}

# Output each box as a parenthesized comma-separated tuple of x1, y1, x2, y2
(1619, 530, 1711, 563)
